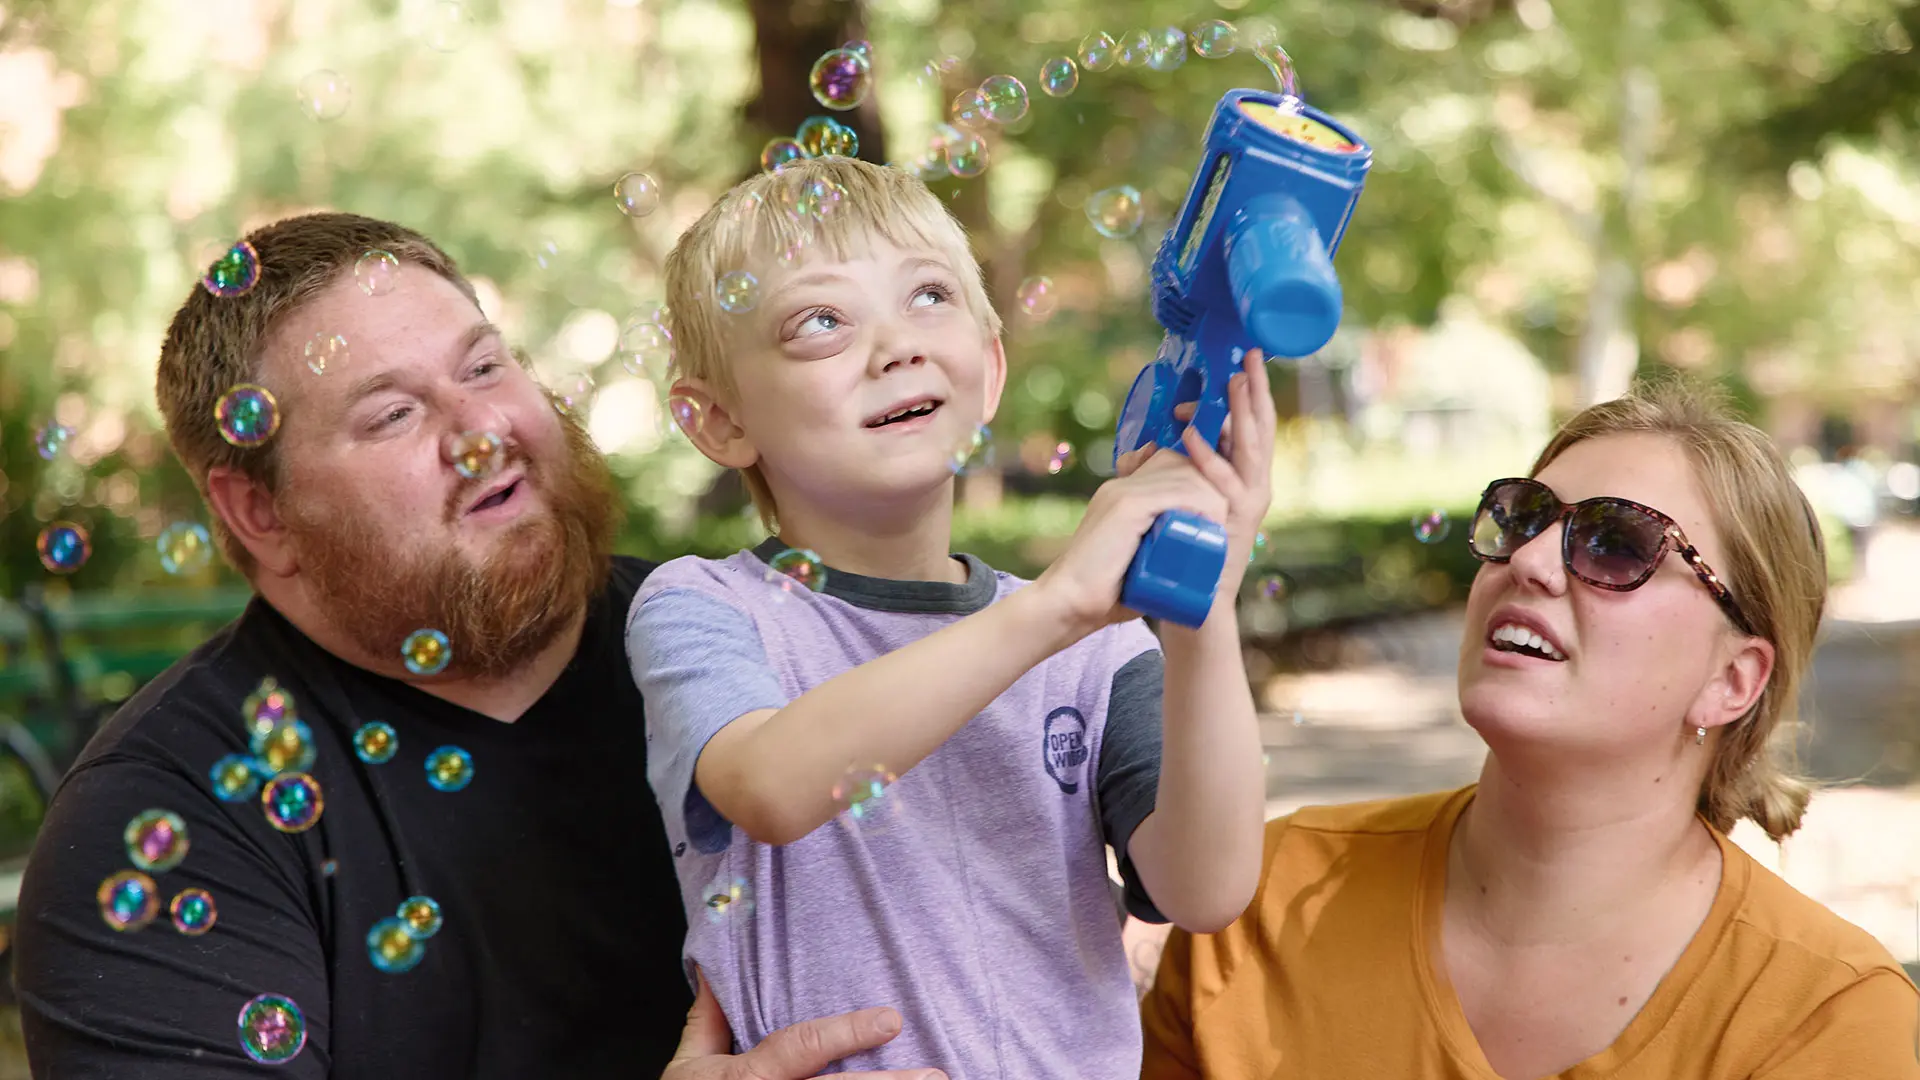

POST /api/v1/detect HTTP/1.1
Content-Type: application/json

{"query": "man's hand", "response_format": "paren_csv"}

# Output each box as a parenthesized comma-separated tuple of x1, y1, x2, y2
(663, 968, 947, 1080)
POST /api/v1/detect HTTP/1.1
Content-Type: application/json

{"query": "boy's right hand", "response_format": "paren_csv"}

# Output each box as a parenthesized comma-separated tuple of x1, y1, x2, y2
(1030, 422, 1231, 639)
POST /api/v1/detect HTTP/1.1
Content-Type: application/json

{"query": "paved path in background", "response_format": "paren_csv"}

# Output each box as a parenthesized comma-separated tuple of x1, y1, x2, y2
(1124, 524, 1920, 995)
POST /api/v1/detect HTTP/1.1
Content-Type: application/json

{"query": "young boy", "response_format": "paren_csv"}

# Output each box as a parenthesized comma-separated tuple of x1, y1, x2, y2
(628, 156, 1272, 1078)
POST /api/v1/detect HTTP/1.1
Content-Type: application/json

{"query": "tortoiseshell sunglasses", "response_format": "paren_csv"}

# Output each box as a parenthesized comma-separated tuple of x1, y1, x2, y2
(1468, 477, 1754, 635)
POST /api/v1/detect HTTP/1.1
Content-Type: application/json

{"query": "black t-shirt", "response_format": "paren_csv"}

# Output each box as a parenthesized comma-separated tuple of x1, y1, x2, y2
(14, 555, 692, 1078)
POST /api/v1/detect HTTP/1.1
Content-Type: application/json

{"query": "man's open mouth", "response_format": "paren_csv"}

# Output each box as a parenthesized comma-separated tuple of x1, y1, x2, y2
(470, 479, 520, 514)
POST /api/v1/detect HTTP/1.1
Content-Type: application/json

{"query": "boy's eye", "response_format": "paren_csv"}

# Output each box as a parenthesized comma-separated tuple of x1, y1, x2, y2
(911, 284, 951, 307)
(796, 310, 842, 337)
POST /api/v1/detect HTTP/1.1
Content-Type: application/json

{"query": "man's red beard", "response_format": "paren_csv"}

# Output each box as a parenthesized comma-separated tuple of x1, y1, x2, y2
(285, 417, 621, 681)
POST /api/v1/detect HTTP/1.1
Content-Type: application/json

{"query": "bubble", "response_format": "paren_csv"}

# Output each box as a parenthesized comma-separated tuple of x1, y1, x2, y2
(552, 371, 596, 416)
(402, 629, 452, 676)
(1291, 710, 1306, 726)
(346, 253, 400, 301)
(1252, 530, 1269, 558)
(244, 678, 296, 739)
(1047, 442, 1075, 475)
(531, 238, 562, 272)
(1413, 509, 1452, 544)
(124, 809, 190, 873)
(397, 895, 443, 939)
(796, 116, 858, 158)
(613, 171, 660, 217)
(297, 69, 351, 120)
(253, 719, 317, 775)
(949, 423, 995, 475)
(842, 38, 872, 62)
(1078, 31, 1117, 71)
(353, 721, 398, 765)
(1192, 19, 1238, 58)
(666, 393, 704, 439)
(1147, 26, 1188, 71)
(809, 48, 872, 110)
(425, 1, 468, 51)
(1254, 41, 1300, 98)
(619, 320, 673, 383)
(831, 763, 902, 831)
(214, 384, 282, 447)
(98, 870, 160, 932)
(170, 888, 218, 935)
(1016, 275, 1057, 319)
(238, 994, 308, 1064)
(367, 915, 426, 973)
(701, 875, 754, 923)
(945, 134, 989, 178)
(1086, 185, 1144, 239)
(37, 522, 91, 574)
(715, 270, 760, 314)
(202, 241, 261, 298)
(1117, 29, 1153, 67)
(451, 430, 504, 480)
(948, 88, 991, 132)
(979, 74, 1029, 123)
(425, 746, 475, 792)
(157, 521, 213, 575)
(765, 546, 829, 593)
(1039, 56, 1079, 97)
(33, 421, 72, 460)
(303, 331, 349, 376)
(262, 773, 324, 833)
(778, 174, 847, 222)
(321, 859, 339, 877)
(1260, 573, 1288, 599)
(210, 754, 264, 802)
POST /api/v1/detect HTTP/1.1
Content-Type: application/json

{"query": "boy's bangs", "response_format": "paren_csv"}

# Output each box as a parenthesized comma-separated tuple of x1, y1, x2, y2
(713, 168, 976, 284)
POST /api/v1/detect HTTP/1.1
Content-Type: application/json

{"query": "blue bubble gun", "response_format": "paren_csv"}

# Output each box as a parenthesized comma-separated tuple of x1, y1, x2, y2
(1111, 88, 1372, 628)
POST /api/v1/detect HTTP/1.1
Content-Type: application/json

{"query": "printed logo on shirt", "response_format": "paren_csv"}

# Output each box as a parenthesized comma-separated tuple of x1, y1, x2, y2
(1043, 706, 1090, 794)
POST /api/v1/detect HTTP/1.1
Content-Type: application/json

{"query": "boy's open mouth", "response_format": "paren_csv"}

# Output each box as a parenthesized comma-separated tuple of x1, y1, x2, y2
(864, 397, 943, 428)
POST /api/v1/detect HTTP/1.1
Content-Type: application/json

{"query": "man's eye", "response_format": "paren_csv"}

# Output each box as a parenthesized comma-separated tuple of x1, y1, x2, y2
(796, 311, 842, 336)
(373, 405, 412, 430)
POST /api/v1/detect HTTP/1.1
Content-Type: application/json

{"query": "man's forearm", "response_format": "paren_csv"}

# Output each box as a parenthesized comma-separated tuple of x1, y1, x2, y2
(730, 584, 1080, 844)
(1128, 597, 1266, 933)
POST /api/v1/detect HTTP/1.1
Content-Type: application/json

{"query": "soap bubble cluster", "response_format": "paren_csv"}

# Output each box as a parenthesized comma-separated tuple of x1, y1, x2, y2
(809, 48, 872, 111)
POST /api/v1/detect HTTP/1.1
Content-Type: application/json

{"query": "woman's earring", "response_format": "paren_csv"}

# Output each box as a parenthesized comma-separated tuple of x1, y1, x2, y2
(1694, 726, 1707, 746)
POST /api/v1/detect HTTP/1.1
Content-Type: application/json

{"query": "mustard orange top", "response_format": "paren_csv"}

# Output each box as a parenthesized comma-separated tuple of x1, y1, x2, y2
(1141, 787, 1920, 1079)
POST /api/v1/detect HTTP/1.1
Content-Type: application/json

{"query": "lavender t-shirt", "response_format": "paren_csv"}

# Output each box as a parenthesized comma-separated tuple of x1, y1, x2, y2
(626, 537, 1167, 1079)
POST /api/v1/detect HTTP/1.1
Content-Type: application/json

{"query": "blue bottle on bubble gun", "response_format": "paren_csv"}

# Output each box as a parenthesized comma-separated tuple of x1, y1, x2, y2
(1111, 88, 1372, 628)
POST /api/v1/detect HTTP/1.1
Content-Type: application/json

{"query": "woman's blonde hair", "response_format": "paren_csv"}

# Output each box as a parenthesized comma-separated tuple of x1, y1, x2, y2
(662, 157, 1003, 530)
(1530, 375, 1827, 842)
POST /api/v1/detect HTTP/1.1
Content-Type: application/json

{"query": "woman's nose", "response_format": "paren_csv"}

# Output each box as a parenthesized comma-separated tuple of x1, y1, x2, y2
(1507, 518, 1568, 592)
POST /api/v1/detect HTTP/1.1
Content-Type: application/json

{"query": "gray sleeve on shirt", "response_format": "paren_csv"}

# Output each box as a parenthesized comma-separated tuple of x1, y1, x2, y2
(627, 587, 788, 855)
(1096, 647, 1169, 924)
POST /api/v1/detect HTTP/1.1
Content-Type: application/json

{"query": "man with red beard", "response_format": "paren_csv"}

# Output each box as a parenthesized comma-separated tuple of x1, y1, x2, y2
(12, 214, 939, 1080)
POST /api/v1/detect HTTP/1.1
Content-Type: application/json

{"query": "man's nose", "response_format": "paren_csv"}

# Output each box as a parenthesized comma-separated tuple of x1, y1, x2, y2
(439, 400, 511, 467)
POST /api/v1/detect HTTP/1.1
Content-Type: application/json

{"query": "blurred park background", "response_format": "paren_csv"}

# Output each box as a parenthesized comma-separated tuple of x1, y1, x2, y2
(2, 0, 1920, 1071)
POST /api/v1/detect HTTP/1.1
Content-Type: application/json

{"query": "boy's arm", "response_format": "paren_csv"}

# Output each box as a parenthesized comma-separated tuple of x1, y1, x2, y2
(1124, 591, 1266, 934)
(687, 583, 1081, 846)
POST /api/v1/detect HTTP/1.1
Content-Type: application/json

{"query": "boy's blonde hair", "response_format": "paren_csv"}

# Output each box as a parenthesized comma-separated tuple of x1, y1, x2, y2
(663, 157, 1003, 530)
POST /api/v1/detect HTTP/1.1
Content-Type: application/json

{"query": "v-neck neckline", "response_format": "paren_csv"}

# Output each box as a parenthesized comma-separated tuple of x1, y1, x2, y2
(1411, 786, 1751, 1078)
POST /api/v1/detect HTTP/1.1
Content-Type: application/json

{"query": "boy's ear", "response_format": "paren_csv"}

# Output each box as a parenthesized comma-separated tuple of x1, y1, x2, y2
(979, 335, 1009, 425)
(670, 378, 759, 470)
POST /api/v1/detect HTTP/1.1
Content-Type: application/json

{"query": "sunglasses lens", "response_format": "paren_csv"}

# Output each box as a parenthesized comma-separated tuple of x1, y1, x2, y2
(1567, 501, 1667, 586)
(1472, 481, 1558, 558)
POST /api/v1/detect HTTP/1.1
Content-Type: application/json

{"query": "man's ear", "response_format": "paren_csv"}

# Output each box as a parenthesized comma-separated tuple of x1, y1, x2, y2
(205, 466, 297, 578)
(671, 379, 759, 471)
(979, 334, 1008, 425)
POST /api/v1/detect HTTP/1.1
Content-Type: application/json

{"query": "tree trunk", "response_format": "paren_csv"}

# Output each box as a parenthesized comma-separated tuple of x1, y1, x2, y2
(743, 0, 887, 176)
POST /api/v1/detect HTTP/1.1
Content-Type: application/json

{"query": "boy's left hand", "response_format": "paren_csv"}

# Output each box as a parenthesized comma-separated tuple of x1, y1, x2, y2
(1114, 348, 1277, 594)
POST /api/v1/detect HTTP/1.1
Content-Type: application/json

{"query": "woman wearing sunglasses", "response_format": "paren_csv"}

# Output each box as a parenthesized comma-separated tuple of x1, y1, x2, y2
(1140, 379, 1918, 1079)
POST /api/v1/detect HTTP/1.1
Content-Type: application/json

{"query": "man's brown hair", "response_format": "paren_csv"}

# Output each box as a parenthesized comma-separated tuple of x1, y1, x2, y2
(155, 213, 480, 575)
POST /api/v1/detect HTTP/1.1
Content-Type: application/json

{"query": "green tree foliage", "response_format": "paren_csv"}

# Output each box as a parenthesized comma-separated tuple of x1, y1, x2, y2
(0, 0, 1915, 598)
